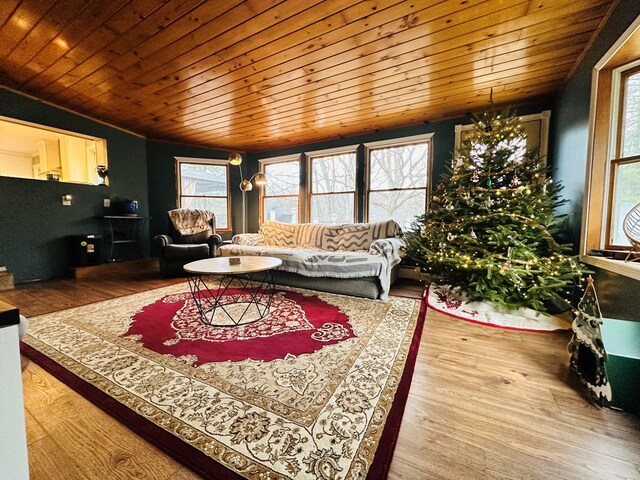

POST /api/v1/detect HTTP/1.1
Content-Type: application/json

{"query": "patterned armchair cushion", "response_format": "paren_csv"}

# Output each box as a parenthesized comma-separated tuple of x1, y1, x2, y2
(334, 220, 401, 251)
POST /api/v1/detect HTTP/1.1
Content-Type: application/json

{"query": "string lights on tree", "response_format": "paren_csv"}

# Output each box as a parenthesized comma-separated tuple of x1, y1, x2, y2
(403, 110, 585, 312)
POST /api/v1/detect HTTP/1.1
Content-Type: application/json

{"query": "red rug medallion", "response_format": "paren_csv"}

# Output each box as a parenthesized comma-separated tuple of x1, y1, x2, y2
(125, 289, 356, 363)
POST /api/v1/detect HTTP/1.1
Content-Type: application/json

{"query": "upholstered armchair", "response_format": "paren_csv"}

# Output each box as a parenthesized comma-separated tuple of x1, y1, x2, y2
(154, 209, 223, 276)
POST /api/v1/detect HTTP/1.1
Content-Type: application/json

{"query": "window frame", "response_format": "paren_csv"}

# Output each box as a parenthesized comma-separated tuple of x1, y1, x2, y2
(305, 145, 358, 224)
(581, 14, 640, 282)
(363, 133, 433, 226)
(258, 154, 301, 225)
(175, 156, 231, 232)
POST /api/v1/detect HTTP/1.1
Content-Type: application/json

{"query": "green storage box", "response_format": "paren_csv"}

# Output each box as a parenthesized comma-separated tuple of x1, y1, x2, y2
(601, 318, 640, 413)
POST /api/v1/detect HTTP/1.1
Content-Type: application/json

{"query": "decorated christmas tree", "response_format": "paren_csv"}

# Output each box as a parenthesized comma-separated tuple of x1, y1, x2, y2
(403, 110, 584, 312)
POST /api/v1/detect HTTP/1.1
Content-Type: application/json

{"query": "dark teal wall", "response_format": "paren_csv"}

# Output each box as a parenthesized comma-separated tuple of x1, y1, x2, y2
(146, 141, 240, 246)
(0, 88, 148, 282)
(553, 0, 640, 247)
(553, 1, 640, 320)
(245, 104, 553, 233)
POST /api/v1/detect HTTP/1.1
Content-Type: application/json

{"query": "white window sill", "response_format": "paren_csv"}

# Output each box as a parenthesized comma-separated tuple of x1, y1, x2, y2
(581, 255, 640, 282)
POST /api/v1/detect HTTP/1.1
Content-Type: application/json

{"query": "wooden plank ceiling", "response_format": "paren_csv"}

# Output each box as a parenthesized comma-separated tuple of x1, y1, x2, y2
(0, 0, 615, 152)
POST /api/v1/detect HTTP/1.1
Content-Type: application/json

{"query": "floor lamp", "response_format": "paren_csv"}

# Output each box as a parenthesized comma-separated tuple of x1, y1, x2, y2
(229, 152, 266, 234)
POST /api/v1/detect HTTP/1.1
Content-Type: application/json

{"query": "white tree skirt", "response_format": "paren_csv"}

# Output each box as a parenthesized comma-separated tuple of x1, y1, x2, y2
(426, 284, 572, 332)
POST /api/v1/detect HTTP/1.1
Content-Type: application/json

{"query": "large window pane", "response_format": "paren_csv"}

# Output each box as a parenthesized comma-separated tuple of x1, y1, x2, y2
(310, 194, 354, 224)
(610, 161, 640, 245)
(622, 71, 640, 158)
(180, 196, 228, 229)
(369, 190, 425, 231)
(311, 153, 356, 193)
(264, 197, 298, 223)
(261, 159, 300, 224)
(265, 162, 299, 196)
(369, 145, 428, 190)
(180, 164, 227, 196)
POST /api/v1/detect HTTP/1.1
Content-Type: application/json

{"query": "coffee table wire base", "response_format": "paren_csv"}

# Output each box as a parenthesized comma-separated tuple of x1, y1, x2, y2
(187, 270, 278, 326)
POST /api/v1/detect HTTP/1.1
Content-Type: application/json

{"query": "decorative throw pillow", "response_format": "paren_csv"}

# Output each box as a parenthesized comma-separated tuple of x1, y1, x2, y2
(259, 221, 298, 247)
(295, 223, 329, 249)
(177, 229, 210, 244)
(335, 220, 401, 251)
(319, 225, 344, 251)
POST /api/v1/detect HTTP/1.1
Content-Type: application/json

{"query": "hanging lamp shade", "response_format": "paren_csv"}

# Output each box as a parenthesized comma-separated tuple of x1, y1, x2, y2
(253, 172, 267, 185)
(228, 152, 242, 165)
(240, 179, 253, 191)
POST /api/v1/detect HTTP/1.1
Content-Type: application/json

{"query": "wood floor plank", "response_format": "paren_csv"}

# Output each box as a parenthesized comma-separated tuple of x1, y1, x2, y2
(23, 362, 182, 480)
(28, 435, 92, 480)
(23, 409, 47, 446)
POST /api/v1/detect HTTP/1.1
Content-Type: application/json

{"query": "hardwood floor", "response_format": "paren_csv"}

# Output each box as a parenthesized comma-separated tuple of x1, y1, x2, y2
(2, 265, 639, 480)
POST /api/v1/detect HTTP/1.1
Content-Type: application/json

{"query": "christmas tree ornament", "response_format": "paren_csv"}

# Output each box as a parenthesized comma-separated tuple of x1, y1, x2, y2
(446, 204, 454, 211)
(524, 188, 532, 195)
(447, 232, 456, 242)
(471, 170, 479, 183)
(437, 183, 445, 191)
(470, 229, 477, 239)
(510, 174, 520, 187)
(487, 178, 492, 187)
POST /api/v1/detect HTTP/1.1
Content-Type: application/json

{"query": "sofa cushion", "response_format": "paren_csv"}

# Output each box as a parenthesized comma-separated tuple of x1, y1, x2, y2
(218, 244, 384, 279)
(295, 223, 327, 248)
(335, 220, 401, 251)
(259, 220, 298, 247)
(175, 229, 211, 244)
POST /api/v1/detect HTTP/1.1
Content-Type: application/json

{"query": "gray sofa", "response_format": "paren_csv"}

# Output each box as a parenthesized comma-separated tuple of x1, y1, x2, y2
(217, 220, 403, 299)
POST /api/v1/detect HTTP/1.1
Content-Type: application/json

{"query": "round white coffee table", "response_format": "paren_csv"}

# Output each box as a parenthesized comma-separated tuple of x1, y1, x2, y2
(183, 256, 282, 326)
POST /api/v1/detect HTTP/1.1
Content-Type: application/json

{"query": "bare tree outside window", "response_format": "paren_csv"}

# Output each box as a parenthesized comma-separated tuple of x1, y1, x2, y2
(609, 69, 640, 247)
(367, 142, 429, 230)
(309, 152, 356, 224)
(178, 162, 229, 229)
(261, 160, 300, 223)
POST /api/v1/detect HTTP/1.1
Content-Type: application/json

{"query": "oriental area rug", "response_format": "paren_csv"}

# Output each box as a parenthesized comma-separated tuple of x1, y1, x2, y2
(20, 282, 426, 480)
(426, 284, 572, 332)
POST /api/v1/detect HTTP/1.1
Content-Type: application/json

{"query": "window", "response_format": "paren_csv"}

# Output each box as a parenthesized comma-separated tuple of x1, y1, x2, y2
(176, 157, 230, 230)
(455, 111, 551, 166)
(365, 135, 432, 230)
(607, 67, 640, 248)
(581, 17, 640, 281)
(259, 156, 300, 223)
(307, 148, 357, 224)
